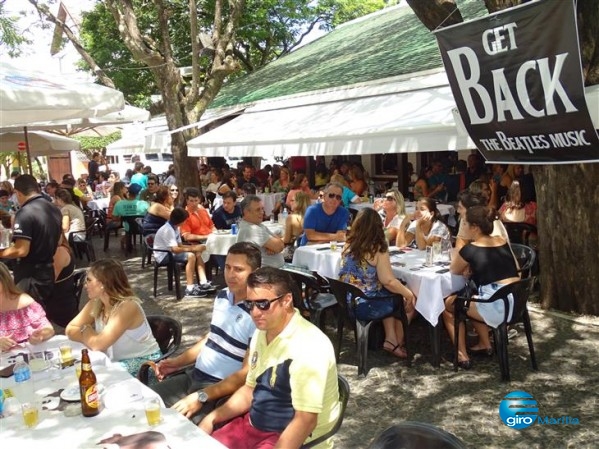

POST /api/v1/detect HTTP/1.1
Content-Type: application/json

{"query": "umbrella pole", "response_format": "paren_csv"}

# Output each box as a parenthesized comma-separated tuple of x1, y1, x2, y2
(24, 126, 33, 175)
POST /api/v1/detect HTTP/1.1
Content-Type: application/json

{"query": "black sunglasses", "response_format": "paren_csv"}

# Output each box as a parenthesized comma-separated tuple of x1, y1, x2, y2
(244, 294, 286, 311)
(170, 189, 178, 192)
(327, 193, 342, 201)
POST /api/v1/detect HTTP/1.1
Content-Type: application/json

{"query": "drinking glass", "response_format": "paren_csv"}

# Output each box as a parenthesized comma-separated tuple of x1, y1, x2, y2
(144, 397, 161, 426)
(330, 241, 338, 251)
(22, 402, 40, 428)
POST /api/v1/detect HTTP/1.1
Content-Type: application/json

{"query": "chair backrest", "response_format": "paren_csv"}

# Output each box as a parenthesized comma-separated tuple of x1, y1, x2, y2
(475, 277, 535, 326)
(326, 277, 359, 316)
(510, 243, 536, 278)
(72, 268, 87, 310)
(84, 216, 99, 240)
(122, 215, 143, 234)
(283, 268, 328, 313)
(503, 222, 537, 245)
(147, 315, 182, 359)
(301, 374, 350, 449)
(367, 421, 467, 449)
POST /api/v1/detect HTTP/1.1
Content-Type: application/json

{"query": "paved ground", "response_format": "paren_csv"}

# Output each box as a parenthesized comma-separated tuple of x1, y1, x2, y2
(73, 234, 599, 449)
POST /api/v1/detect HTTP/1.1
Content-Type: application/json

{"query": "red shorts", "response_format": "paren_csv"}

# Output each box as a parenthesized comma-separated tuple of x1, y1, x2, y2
(212, 413, 280, 449)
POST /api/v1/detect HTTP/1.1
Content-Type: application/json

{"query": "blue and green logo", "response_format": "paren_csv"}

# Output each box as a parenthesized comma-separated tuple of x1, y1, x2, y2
(499, 391, 580, 429)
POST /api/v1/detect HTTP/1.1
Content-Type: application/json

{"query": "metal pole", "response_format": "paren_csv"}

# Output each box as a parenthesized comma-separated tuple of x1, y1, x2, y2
(23, 126, 33, 175)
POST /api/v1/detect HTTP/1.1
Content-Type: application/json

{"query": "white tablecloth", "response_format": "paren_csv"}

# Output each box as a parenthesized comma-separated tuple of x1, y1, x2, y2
(87, 197, 110, 211)
(0, 337, 225, 449)
(291, 246, 465, 326)
(256, 193, 284, 218)
(202, 222, 284, 262)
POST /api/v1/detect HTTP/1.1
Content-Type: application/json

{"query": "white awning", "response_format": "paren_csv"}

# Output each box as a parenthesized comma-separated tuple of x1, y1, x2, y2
(188, 74, 476, 157)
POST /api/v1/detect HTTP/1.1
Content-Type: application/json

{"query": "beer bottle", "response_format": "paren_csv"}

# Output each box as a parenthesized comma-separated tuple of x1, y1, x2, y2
(79, 349, 99, 417)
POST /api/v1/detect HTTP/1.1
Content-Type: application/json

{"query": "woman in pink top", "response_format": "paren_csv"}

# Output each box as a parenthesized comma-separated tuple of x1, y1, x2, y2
(285, 173, 315, 206)
(0, 262, 54, 351)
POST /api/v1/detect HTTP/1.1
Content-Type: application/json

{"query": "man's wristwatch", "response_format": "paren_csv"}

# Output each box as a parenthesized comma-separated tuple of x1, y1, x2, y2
(197, 390, 209, 403)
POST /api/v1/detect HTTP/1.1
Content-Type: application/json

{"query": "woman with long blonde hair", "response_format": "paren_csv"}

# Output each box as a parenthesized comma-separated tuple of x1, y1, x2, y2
(282, 191, 311, 261)
(339, 208, 416, 358)
(374, 189, 410, 245)
(66, 259, 160, 376)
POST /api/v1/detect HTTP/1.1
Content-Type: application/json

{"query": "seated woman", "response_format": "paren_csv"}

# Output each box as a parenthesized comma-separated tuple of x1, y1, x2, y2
(397, 197, 450, 249)
(142, 185, 174, 236)
(443, 206, 520, 369)
(374, 189, 410, 245)
(285, 173, 314, 207)
(499, 180, 537, 226)
(46, 234, 79, 328)
(106, 181, 127, 232)
(413, 167, 445, 201)
(0, 262, 54, 351)
(348, 165, 368, 197)
(283, 191, 311, 262)
(65, 259, 161, 376)
(271, 166, 291, 194)
(55, 188, 87, 242)
(339, 208, 417, 358)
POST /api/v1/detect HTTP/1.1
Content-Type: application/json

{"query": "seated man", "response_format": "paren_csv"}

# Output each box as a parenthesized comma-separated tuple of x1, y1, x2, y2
(139, 174, 160, 202)
(212, 191, 242, 230)
(200, 267, 340, 449)
(179, 187, 215, 243)
(237, 195, 284, 268)
(153, 207, 214, 297)
(111, 183, 149, 243)
(151, 242, 261, 423)
(299, 181, 349, 246)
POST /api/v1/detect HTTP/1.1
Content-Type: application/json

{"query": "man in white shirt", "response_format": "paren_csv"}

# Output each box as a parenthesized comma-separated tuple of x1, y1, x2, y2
(236, 195, 284, 268)
(153, 207, 214, 297)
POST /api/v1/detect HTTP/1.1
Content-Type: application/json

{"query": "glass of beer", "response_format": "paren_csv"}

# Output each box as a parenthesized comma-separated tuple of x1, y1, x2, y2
(60, 344, 74, 367)
(144, 397, 161, 426)
(22, 402, 39, 428)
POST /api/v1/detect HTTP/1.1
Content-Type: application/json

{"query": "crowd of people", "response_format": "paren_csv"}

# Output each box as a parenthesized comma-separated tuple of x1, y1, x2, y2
(0, 151, 538, 447)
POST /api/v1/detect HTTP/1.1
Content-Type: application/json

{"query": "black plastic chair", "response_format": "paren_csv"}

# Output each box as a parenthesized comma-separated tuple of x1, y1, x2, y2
(453, 277, 537, 381)
(145, 234, 185, 300)
(100, 209, 123, 251)
(503, 222, 537, 246)
(72, 268, 87, 311)
(137, 315, 183, 384)
(122, 215, 144, 253)
(70, 216, 98, 262)
(368, 421, 467, 449)
(282, 267, 337, 331)
(510, 243, 537, 278)
(327, 278, 410, 376)
(301, 375, 350, 449)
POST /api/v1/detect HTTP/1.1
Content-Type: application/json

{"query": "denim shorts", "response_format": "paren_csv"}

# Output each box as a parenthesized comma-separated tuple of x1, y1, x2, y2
(352, 289, 396, 321)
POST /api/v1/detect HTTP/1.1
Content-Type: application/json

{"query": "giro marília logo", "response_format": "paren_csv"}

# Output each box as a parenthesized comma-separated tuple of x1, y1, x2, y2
(499, 391, 538, 429)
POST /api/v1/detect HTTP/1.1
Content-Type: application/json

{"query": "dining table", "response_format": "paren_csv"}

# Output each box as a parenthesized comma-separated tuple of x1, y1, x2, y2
(291, 245, 466, 366)
(86, 197, 110, 211)
(0, 336, 226, 449)
(201, 221, 284, 262)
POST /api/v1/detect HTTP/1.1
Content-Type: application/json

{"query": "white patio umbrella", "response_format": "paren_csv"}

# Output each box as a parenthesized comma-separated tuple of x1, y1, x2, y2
(0, 61, 124, 172)
(0, 61, 125, 127)
(0, 131, 81, 156)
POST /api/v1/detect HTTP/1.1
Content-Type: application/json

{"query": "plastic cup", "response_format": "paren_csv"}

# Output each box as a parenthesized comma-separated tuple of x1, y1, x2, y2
(144, 397, 161, 426)
(60, 344, 74, 367)
(22, 402, 39, 428)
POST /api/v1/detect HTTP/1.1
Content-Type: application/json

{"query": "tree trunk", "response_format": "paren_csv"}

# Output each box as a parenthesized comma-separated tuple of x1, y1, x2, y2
(405, 0, 463, 31)
(409, 0, 599, 315)
(533, 164, 599, 314)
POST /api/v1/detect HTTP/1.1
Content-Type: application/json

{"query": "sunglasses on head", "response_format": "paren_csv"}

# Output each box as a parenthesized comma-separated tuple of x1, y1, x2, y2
(244, 293, 286, 311)
(327, 193, 342, 201)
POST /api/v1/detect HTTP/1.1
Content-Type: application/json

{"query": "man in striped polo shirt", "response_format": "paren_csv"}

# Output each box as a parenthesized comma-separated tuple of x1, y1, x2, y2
(151, 241, 261, 423)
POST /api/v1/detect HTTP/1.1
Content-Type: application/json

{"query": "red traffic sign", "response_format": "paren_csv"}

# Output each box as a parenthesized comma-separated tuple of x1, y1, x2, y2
(17, 141, 27, 151)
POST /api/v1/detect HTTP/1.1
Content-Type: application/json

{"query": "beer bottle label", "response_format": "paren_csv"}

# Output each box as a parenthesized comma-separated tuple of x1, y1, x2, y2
(83, 384, 99, 408)
(82, 363, 92, 370)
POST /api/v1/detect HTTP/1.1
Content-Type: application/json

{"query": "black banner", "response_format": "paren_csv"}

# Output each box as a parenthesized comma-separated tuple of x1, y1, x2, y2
(435, 0, 599, 164)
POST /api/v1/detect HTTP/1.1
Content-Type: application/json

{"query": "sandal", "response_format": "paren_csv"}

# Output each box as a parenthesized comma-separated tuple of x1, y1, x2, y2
(383, 340, 407, 359)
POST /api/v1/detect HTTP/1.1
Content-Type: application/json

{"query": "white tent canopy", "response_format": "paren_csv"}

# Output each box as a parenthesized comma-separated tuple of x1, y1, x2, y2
(0, 62, 125, 127)
(0, 131, 80, 156)
(188, 71, 476, 158)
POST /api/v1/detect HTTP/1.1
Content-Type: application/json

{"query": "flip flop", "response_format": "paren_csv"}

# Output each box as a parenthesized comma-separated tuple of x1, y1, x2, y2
(383, 340, 407, 359)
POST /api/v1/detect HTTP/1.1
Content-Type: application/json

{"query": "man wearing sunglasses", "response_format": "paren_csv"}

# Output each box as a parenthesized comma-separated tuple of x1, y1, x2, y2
(201, 267, 339, 449)
(299, 181, 349, 246)
(151, 242, 261, 424)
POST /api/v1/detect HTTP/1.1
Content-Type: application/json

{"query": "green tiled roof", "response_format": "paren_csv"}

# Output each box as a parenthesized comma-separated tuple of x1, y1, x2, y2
(211, 1, 486, 108)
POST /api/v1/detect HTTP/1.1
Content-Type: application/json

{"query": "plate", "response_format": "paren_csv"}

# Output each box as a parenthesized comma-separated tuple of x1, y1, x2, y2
(29, 358, 50, 372)
(60, 385, 81, 402)
(215, 229, 231, 234)
(60, 383, 104, 402)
